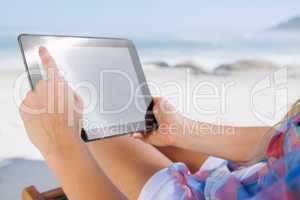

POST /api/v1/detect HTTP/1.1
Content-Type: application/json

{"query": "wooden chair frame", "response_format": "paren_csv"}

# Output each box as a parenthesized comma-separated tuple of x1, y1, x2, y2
(22, 186, 65, 200)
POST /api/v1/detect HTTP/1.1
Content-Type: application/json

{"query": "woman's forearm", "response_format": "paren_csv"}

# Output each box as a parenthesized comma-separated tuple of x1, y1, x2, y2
(45, 142, 126, 200)
(173, 119, 270, 162)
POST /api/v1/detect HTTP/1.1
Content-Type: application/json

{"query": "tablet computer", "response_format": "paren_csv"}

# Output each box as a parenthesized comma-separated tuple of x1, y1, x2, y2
(18, 34, 157, 142)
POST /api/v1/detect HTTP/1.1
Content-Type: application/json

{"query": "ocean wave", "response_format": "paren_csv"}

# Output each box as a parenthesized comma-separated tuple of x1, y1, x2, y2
(143, 58, 300, 77)
(1, 53, 300, 78)
(143, 60, 206, 75)
(213, 59, 279, 75)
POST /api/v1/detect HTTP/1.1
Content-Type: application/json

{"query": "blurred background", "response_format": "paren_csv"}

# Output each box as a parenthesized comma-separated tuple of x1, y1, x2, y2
(1, 1, 300, 199)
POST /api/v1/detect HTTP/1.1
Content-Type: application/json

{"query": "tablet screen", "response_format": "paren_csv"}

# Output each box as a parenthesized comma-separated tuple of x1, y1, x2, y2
(19, 35, 154, 140)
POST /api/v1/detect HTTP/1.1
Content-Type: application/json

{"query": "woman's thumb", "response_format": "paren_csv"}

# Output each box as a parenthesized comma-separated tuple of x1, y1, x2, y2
(153, 97, 175, 123)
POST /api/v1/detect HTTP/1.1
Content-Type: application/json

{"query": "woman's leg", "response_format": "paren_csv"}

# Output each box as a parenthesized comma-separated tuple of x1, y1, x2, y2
(156, 146, 208, 173)
(87, 135, 172, 200)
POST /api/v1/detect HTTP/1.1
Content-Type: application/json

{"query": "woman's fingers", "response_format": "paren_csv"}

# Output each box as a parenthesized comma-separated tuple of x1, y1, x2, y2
(39, 47, 57, 71)
(39, 47, 61, 83)
(131, 132, 155, 144)
(38, 47, 68, 112)
(19, 91, 38, 119)
(132, 133, 144, 139)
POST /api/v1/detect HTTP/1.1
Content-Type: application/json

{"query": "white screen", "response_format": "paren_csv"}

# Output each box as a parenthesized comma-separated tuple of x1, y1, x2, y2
(43, 46, 148, 138)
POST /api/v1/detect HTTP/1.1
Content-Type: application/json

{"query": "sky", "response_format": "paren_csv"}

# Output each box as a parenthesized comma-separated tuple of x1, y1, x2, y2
(1, 0, 300, 41)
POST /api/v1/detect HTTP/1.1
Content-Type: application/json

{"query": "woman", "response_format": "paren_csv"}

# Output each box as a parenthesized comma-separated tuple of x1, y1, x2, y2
(19, 47, 300, 200)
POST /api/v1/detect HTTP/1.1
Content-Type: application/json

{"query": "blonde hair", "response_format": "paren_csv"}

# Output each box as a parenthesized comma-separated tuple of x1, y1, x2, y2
(249, 99, 300, 163)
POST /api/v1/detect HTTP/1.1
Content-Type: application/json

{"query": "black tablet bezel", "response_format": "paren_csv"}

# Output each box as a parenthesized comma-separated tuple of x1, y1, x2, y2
(18, 33, 158, 142)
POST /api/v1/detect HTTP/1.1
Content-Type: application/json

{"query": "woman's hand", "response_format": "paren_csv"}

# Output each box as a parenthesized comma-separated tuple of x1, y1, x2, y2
(19, 47, 127, 200)
(19, 47, 84, 159)
(132, 97, 189, 147)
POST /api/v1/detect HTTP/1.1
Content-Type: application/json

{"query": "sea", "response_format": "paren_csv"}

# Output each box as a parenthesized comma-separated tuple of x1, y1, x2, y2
(0, 31, 300, 72)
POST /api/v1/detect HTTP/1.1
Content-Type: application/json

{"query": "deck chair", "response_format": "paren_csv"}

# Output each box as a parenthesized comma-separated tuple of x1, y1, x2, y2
(22, 186, 67, 200)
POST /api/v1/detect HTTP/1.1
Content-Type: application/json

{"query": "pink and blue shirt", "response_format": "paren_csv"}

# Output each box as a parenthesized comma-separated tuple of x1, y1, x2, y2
(139, 114, 300, 200)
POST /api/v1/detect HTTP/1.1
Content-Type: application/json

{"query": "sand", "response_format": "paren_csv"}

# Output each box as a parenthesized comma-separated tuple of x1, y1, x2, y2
(0, 63, 299, 199)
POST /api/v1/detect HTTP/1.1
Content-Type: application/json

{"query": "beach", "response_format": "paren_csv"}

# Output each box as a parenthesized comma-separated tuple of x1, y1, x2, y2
(1, 0, 300, 198)
(0, 53, 300, 199)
